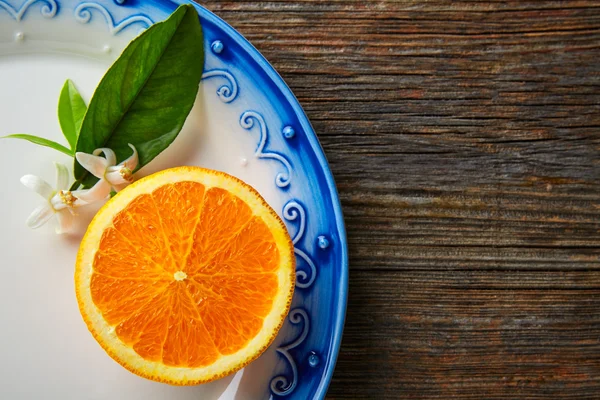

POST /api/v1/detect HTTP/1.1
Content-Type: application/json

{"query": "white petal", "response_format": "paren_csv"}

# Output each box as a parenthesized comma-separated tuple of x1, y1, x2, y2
(120, 144, 139, 171)
(50, 192, 67, 211)
(75, 179, 111, 204)
(55, 210, 73, 234)
(54, 162, 70, 191)
(26, 204, 54, 229)
(75, 151, 109, 179)
(92, 147, 117, 166)
(105, 168, 129, 187)
(20, 175, 54, 200)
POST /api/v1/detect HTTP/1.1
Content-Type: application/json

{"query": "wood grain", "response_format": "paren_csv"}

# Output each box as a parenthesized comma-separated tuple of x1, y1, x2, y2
(199, 1, 600, 398)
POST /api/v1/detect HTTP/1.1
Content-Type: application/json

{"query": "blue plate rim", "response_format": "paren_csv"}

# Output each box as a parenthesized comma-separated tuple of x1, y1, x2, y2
(173, 2, 349, 397)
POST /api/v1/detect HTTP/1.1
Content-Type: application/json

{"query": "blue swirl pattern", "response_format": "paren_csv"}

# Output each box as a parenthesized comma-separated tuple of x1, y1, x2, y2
(283, 201, 318, 289)
(74, 2, 152, 35)
(201, 69, 239, 103)
(0, 0, 57, 21)
(269, 309, 310, 397)
(239, 111, 293, 188)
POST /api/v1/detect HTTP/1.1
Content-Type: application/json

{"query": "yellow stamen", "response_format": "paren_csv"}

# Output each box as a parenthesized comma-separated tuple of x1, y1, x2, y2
(119, 167, 134, 182)
(59, 190, 77, 207)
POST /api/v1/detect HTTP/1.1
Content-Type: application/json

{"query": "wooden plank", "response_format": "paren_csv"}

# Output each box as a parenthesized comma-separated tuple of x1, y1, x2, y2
(200, 1, 600, 398)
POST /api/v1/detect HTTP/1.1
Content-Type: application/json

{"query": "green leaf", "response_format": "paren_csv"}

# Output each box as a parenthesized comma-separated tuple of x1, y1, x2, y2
(2, 134, 73, 156)
(74, 4, 204, 188)
(58, 79, 87, 150)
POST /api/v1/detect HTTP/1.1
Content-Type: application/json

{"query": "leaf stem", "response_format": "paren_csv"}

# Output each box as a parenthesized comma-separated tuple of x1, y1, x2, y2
(2, 134, 73, 156)
(70, 179, 82, 191)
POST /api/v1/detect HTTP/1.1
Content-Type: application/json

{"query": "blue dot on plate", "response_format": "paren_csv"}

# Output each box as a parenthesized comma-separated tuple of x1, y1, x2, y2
(211, 40, 224, 54)
(283, 126, 296, 139)
(317, 235, 330, 249)
(308, 352, 320, 367)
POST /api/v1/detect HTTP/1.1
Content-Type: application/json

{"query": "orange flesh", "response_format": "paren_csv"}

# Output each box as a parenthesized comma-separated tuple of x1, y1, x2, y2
(90, 181, 280, 368)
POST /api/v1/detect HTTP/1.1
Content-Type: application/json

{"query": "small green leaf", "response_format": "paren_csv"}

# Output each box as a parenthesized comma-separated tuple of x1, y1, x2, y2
(58, 79, 87, 150)
(75, 4, 204, 188)
(2, 134, 73, 156)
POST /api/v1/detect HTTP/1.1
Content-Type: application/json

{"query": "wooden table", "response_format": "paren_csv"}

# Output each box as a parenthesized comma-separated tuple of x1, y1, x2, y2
(200, 1, 600, 398)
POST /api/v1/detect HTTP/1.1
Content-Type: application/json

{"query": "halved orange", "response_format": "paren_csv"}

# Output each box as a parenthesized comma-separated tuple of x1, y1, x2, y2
(75, 167, 295, 385)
